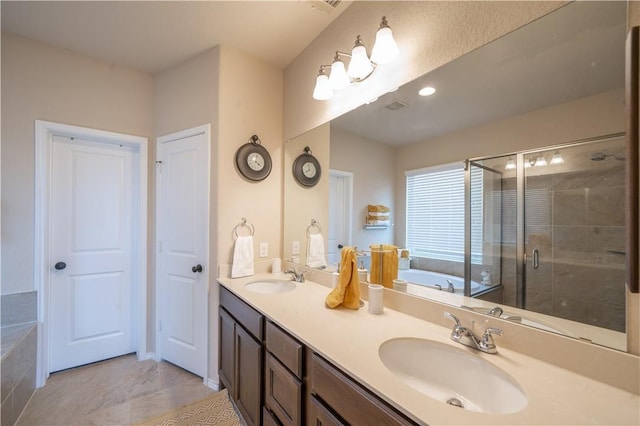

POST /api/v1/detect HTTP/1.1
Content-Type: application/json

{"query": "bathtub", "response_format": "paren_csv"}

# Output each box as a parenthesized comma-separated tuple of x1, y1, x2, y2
(397, 269, 481, 293)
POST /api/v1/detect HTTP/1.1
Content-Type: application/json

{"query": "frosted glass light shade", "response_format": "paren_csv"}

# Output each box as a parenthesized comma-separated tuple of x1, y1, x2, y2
(312, 73, 333, 100)
(534, 156, 548, 167)
(347, 43, 373, 80)
(505, 158, 516, 170)
(371, 26, 399, 64)
(329, 59, 351, 90)
(550, 151, 565, 164)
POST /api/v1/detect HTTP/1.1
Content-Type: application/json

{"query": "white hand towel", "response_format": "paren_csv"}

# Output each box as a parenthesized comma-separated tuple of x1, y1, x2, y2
(231, 235, 255, 278)
(306, 233, 327, 268)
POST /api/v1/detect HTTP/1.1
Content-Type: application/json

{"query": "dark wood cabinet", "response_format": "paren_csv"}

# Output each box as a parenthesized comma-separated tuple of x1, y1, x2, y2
(264, 321, 304, 426)
(235, 325, 262, 426)
(219, 287, 264, 426)
(311, 353, 418, 426)
(308, 394, 346, 426)
(219, 286, 419, 426)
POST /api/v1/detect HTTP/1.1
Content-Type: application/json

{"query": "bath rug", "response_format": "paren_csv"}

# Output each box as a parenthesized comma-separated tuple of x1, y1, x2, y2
(136, 388, 241, 426)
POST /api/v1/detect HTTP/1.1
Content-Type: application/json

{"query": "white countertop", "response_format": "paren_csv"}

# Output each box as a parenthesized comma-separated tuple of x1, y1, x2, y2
(218, 273, 640, 425)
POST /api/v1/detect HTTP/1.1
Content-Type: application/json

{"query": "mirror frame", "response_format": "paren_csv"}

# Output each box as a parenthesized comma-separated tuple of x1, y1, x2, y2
(626, 26, 639, 293)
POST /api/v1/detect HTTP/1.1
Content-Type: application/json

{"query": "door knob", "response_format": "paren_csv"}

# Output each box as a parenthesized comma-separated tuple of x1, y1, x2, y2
(54, 262, 67, 270)
(192, 264, 203, 273)
(338, 244, 344, 249)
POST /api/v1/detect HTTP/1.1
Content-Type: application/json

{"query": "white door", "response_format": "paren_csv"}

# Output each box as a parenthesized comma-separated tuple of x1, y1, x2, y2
(49, 136, 136, 372)
(157, 126, 210, 378)
(328, 171, 352, 265)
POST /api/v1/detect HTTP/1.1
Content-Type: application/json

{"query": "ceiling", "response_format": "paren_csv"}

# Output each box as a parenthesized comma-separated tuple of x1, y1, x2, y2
(331, 1, 626, 146)
(1, 1, 350, 73)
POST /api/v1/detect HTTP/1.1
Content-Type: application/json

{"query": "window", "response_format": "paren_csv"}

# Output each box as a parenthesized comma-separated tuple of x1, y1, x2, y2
(406, 163, 482, 263)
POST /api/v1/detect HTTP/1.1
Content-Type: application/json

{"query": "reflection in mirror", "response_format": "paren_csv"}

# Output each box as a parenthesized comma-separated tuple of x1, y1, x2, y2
(283, 1, 629, 351)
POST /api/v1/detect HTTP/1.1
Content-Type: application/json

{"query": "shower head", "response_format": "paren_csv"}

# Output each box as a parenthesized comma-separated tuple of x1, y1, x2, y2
(590, 152, 625, 161)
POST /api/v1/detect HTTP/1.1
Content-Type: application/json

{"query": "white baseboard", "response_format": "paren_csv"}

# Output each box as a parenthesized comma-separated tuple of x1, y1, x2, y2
(137, 352, 160, 362)
(207, 378, 220, 391)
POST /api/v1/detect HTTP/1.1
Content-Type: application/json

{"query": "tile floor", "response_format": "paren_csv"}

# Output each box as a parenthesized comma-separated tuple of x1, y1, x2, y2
(16, 354, 216, 425)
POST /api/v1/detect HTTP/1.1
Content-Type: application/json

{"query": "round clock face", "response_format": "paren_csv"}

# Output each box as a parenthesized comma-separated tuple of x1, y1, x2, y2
(247, 152, 265, 171)
(293, 152, 321, 187)
(302, 162, 316, 178)
(235, 142, 272, 181)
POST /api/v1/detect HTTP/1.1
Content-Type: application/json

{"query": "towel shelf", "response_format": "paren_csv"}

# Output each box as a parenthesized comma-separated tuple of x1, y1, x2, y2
(364, 225, 388, 230)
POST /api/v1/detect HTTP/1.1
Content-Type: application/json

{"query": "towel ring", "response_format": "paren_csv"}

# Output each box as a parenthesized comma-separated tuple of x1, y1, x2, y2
(306, 219, 322, 236)
(233, 217, 255, 239)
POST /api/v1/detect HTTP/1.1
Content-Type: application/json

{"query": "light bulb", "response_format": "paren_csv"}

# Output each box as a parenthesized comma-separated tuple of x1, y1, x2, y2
(329, 57, 351, 90)
(550, 151, 564, 165)
(418, 86, 436, 97)
(347, 36, 373, 80)
(312, 69, 333, 100)
(370, 17, 399, 65)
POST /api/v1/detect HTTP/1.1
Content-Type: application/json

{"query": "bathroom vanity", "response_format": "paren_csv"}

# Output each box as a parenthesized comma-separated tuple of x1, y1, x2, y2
(218, 273, 639, 425)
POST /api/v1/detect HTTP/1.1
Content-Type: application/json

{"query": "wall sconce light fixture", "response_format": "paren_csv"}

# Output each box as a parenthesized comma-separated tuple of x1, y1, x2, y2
(312, 16, 399, 100)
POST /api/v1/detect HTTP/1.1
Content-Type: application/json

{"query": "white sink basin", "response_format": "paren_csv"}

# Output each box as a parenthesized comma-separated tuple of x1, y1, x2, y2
(379, 338, 527, 414)
(244, 279, 296, 294)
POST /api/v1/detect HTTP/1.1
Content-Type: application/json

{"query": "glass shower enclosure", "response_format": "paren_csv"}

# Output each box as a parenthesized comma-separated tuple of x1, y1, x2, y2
(465, 134, 626, 334)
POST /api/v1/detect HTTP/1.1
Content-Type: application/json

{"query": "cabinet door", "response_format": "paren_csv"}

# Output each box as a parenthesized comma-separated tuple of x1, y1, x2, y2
(236, 325, 262, 426)
(265, 353, 302, 426)
(219, 308, 236, 395)
(309, 395, 345, 426)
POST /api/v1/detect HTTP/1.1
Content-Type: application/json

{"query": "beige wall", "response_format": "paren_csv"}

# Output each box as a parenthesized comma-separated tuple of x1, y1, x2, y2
(330, 127, 395, 250)
(1, 33, 154, 295)
(283, 1, 566, 141)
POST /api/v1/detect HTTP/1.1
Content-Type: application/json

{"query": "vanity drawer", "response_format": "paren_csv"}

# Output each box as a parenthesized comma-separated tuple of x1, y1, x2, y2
(266, 320, 303, 378)
(309, 394, 346, 426)
(311, 353, 417, 426)
(264, 352, 303, 426)
(220, 286, 263, 340)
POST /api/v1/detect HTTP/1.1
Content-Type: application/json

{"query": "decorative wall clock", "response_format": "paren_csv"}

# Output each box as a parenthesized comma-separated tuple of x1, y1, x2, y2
(292, 146, 321, 187)
(235, 134, 272, 181)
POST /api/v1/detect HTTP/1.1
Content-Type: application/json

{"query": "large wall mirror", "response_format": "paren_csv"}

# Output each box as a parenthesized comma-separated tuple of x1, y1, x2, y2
(284, 1, 631, 352)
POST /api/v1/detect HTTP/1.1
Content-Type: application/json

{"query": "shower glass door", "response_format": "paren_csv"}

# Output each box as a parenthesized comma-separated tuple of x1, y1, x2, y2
(523, 136, 626, 332)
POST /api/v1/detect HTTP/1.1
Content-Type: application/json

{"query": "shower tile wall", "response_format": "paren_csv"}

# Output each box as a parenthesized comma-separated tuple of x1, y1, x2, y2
(548, 163, 625, 332)
(500, 159, 626, 333)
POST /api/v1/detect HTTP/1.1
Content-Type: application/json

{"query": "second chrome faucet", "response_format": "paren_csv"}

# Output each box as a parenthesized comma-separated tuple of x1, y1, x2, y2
(444, 312, 503, 354)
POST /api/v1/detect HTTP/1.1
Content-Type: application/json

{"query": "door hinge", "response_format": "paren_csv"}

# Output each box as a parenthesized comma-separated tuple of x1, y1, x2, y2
(158, 240, 162, 253)
(156, 160, 162, 173)
(158, 320, 162, 332)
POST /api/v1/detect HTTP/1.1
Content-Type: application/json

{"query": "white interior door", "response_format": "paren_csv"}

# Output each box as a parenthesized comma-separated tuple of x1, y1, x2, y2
(157, 125, 210, 378)
(49, 136, 136, 372)
(328, 171, 352, 265)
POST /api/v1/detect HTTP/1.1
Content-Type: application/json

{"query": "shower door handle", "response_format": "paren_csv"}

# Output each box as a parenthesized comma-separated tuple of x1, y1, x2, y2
(532, 249, 540, 269)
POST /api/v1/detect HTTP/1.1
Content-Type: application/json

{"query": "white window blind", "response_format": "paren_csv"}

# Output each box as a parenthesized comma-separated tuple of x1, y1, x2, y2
(406, 164, 482, 263)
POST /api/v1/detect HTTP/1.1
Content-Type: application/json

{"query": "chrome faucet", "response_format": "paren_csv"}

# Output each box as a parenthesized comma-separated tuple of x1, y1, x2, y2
(486, 306, 503, 317)
(444, 312, 502, 354)
(446, 279, 455, 293)
(284, 269, 305, 283)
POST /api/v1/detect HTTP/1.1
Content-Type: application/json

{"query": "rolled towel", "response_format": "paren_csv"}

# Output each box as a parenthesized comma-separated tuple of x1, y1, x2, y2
(231, 235, 255, 278)
(368, 204, 390, 213)
(367, 214, 389, 222)
(325, 247, 360, 310)
(306, 233, 327, 268)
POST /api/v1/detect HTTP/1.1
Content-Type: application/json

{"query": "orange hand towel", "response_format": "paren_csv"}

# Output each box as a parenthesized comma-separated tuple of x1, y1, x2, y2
(368, 204, 390, 213)
(369, 244, 398, 288)
(325, 247, 361, 310)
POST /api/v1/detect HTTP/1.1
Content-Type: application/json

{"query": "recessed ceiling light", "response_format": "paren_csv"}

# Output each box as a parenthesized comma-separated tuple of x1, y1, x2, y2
(418, 86, 436, 96)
